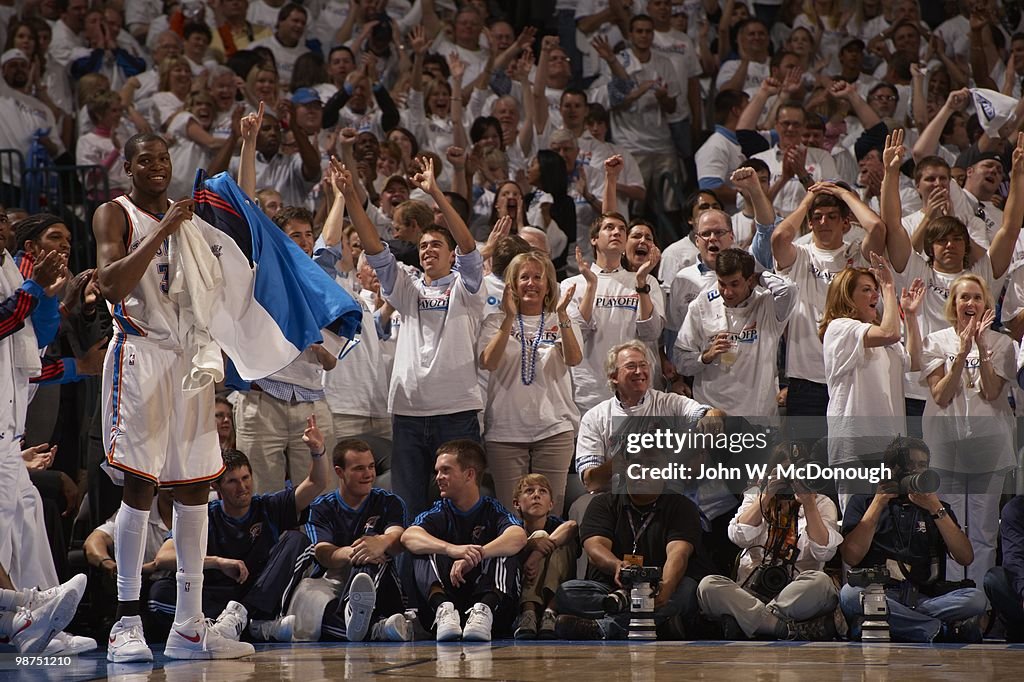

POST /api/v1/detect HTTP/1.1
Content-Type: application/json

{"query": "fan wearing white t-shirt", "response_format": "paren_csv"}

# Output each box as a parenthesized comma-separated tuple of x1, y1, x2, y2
(343, 157, 485, 518)
(920, 275, 1015, 586)
(575, 341, 723, 494)
(715, 18, 771, 98)
(675, 248, 796, 422)
(478, 251, 583, 515)
(821, 258, 924, 511)
(880, 128, 1023, 416)
(771, 181, 887, 416)
(560, 213, 664, 412)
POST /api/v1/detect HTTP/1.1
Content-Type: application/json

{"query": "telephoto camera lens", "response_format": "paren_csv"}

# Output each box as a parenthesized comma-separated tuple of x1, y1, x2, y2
(899, 469, 940, 495)
(602, 589, 630, 614)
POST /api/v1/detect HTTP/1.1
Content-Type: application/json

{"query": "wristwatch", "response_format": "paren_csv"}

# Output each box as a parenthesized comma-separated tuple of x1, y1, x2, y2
(635, 283, 651, 294)
(931, 507, 947, 520)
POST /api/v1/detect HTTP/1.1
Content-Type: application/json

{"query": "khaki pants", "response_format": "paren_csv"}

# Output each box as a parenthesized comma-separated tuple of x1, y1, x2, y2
(520, 532, 575, 608)
(485, 430, 575, 514)
(697, 571, 838, 638)
(234, 391, 335, 494)
(331, 414, 392, 443)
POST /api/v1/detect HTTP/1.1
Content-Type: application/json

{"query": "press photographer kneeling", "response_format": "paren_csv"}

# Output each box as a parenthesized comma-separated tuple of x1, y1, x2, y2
(553, 447, 715, 640)
(697, 442, 843, 640)
(839, 437, 987, 642)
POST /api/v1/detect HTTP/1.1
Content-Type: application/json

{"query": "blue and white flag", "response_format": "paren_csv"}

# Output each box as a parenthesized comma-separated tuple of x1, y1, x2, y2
(969, 88, 1019, 137)
(191, 170, 362, 381)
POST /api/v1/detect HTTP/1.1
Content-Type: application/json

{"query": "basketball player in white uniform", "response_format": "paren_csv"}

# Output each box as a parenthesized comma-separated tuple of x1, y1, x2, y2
(92, 133, 254, 662)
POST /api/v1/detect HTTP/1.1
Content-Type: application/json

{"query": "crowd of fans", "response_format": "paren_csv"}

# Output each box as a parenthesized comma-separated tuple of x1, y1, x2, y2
(6, 0, 1024, 655)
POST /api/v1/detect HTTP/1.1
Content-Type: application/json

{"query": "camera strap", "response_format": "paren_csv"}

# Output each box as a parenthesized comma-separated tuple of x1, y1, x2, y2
(626, 503, 658, 555)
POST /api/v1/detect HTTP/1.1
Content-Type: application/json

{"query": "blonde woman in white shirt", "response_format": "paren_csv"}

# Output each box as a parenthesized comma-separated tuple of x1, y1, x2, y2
(479, 251, 583, 515)
(820, 255, 925, 511)
(921, 274, 1015, 586)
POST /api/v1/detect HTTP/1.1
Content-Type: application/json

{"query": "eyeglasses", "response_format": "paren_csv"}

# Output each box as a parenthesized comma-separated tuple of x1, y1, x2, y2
(696, 229, 731, 240)
(617, 361, 651, 373)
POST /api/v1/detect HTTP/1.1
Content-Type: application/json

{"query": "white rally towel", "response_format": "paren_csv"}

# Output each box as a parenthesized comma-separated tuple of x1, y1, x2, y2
(191, 171, 362, 382)
(166, 218, 225, 394)
(970, 88, 1019, 137)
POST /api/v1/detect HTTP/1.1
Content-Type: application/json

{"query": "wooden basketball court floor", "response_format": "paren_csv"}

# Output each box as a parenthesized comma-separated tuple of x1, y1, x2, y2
(3, 640, 1024, 681)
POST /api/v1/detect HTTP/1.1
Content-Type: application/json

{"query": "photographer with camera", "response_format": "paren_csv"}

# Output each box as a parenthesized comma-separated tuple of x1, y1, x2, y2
(552, 447, 715, 640)
(839, 437, 987, 642)
(697, 442, 843, 640)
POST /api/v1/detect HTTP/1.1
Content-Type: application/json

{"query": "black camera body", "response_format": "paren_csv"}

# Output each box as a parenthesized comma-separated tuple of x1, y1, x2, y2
(847, 566, 891, 588)
(746, 564, 791, 602)
(620, 565, 662, 586)
(776, 442, 827, 499)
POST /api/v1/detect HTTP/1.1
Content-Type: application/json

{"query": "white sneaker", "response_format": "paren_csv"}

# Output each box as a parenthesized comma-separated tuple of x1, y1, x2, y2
(210, 601, 248, 641)
(43, 631, 98, 654)
(11, 575, 87, 654)
(164, 615, 255, 660)
(462, 603, 493, 642)
(370, 613, 413, 641)
(22, 574, 87, 612)
(248, 614, 295, 642)
(106, 615, 153, 663)
(434, 602, 462, 642)
(344, 573, 376, 642)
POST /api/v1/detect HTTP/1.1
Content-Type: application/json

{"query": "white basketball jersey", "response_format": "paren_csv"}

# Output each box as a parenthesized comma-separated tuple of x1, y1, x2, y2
(109, 195, 182, 347)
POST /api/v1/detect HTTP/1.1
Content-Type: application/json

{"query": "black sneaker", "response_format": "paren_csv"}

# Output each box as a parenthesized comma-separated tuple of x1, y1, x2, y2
(554, 615, 605, 641)
(947, 616, 983, 643)
(719, 614, 746, 640)
(789, 613, 838, 641)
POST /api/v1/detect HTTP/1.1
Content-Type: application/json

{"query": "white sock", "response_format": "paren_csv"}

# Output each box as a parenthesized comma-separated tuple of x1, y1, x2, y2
(0, 588, 26, 611)
(172, 500, 208, 624)
(114, 502, 150, 602)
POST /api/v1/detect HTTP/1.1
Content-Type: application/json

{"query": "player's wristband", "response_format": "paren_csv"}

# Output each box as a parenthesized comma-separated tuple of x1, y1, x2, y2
(310, 449, 326, 459)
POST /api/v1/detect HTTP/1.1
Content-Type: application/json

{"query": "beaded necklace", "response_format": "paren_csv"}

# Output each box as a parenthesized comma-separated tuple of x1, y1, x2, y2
(517, 311, 546, 385)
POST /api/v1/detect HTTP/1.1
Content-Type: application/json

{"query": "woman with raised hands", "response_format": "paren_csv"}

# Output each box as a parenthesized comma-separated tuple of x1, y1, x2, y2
(921, 274, 1015, 587)
(820, 253, 925, 511)
(478, 251, 583, 516)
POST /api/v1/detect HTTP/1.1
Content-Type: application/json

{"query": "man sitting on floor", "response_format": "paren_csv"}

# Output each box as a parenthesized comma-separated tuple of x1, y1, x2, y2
(149, 419, 330, 641)
(401, 440, 527, 641)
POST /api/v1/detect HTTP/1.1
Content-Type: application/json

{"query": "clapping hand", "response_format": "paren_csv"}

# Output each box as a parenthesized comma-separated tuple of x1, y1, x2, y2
(900, 277, 925, 316)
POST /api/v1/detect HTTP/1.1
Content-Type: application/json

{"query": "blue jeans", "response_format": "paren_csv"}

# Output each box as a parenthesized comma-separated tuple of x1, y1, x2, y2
(555, 577, 699, 639)
(839, 583, 988, 642)
(391, 411, 481, 519)
(984, 567, 1024, 641)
